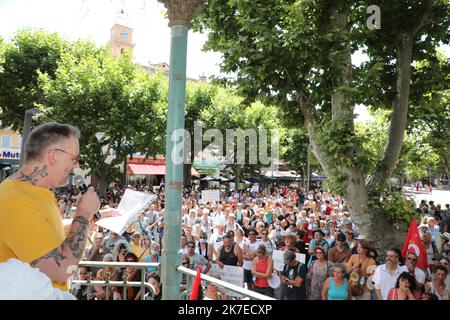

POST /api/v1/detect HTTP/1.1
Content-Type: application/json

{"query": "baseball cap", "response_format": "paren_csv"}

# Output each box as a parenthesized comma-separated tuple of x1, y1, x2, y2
(284, 250, 296, 264)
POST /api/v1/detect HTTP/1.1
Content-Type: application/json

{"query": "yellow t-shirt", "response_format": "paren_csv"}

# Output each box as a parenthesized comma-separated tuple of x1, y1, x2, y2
(0, 179, 67, 291)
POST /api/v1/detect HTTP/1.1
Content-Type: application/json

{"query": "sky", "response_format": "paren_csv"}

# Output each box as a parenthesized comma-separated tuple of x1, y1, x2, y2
(0, 0, 223, 79)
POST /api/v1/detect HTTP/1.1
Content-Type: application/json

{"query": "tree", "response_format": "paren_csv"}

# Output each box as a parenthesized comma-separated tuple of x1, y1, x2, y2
(184, 81, 217, 185)
(0, 29, 68, 131)
(408, 52, 450, 181)
(355, 110, 440, 187)
(201, 88, 283, 190)
(38, 41, 166, 196)
(195, 0, 449, 250)
(283, 128, 310, 184)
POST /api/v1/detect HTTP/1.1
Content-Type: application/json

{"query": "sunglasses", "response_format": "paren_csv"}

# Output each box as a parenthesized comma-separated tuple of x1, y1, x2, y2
(407, 257, 417, 262)
(79, 272, 88, 275)
(182, 262, 189, 265)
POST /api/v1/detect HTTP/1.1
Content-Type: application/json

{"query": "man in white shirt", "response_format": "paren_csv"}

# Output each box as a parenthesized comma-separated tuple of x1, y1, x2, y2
(208, 224, 225, 261)
(146, 205, 160, 242)
(211, 207, 226, 228)
(242, 228, 261, 290)
(373, 249, 407, 300)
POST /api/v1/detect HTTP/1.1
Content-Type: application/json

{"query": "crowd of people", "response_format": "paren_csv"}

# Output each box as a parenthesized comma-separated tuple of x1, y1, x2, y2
(2, 122, 447, 301)
(65, 182, 450, 300)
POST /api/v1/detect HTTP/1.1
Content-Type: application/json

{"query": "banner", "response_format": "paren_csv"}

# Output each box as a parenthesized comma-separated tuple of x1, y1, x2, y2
(272, 250, 306, 271)
(207, 264, 244, 298)
(201, 189, 220, 203)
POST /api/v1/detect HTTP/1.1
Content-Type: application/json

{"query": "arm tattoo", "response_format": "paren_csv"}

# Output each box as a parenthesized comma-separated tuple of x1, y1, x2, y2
(31, 248, 67, 268)
(11, 166, 49, 185)
(64, 216, 90, 259)
(30, 217, 89, 268)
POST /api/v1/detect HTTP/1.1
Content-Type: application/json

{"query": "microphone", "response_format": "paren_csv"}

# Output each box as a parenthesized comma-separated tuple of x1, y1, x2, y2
(73, 175, 88, 194)
(73, 175, 101, 221)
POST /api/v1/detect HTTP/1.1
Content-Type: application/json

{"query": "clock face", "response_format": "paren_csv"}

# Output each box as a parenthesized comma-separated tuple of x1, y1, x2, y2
(120, 31, 128, 40)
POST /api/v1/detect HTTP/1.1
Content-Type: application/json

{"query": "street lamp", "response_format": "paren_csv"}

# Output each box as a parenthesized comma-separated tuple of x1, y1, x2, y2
(19, 108, 40, 166)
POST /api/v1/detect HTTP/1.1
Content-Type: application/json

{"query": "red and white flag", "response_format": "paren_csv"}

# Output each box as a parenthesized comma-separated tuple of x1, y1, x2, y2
(401, 218, 428, 269)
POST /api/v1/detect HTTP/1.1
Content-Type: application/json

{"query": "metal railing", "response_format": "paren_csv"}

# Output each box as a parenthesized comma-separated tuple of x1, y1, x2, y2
(71, 260, 275, 300)
(177, 266, 276, 300)
(70, 261, 159, 300)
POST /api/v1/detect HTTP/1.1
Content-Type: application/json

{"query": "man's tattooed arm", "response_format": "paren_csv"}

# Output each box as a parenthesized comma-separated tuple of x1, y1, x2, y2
(30, 248, 67, 268)
(64, 216, 89, 259)
(29, 216, 90, 281)
(10, 166, 49, 185)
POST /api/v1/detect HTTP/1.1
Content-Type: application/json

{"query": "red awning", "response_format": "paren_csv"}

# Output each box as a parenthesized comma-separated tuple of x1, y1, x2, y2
(129, 163, 201, 176)
(129, 164, 166, 175)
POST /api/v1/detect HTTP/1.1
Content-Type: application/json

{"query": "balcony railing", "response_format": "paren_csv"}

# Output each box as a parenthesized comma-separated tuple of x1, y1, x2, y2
(71, 261, 159, 300)
(71, 261, 275, 300)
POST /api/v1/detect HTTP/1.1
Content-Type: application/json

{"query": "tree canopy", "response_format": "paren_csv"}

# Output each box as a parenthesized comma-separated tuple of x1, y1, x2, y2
(194, 0, 450, 249)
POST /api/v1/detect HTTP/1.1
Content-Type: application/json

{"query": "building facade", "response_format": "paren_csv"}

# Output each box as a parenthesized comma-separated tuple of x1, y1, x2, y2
(108, 24, 135, 57)
(0, 128, 21, 181)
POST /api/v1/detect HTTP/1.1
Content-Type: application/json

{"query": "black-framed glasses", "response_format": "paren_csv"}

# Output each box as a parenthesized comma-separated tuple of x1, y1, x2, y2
(182, 262, 189, 265)
(53, 148, 80, 164)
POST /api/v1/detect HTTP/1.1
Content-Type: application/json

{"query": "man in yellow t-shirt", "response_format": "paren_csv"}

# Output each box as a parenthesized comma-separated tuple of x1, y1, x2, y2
(0, 122, 102, 292)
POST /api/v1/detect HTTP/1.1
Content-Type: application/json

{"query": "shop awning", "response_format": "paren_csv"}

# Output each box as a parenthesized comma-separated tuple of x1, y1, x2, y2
(129, 164, 166, 175)
(129, 164, 200, 176)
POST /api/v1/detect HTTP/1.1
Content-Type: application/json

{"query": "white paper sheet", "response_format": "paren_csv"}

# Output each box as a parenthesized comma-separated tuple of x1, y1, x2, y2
(95, 188, 157, 234)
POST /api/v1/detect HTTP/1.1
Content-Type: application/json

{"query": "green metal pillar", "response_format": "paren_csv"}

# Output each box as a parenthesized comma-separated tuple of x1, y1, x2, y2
(161, 24, 188, 301)
(159, 0, 205, 300)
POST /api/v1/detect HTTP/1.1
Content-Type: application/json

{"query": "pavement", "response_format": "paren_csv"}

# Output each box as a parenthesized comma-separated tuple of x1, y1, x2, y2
(402, 186, 450, 207)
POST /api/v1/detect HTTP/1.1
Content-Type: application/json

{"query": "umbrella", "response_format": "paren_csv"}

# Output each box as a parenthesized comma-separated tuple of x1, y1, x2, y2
(200, 176, 215, 181)
(212, 176, 230, 183)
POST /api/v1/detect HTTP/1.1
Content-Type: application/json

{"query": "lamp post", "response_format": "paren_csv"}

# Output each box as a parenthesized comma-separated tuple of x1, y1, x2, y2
(19, 108, 40, 166)
(158, 0, 205, 300)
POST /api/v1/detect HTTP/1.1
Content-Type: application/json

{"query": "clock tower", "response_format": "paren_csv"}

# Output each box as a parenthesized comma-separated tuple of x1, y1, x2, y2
(108, 24, 135, 57)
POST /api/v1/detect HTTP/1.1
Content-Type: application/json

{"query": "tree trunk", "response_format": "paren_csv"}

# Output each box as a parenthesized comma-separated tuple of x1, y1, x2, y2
(183, 163, 192, 187)
(233, 165, 241, 191)
(442, 154, 450, 181)
(93, 172, 108, 199)
(369, 34, 413, 190)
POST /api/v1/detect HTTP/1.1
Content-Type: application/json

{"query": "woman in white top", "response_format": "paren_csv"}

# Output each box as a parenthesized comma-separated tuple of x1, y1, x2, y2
(235, 228, 246, 249)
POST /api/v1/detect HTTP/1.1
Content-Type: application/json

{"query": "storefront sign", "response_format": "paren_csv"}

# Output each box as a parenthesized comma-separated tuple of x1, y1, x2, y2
(0, 148, 21, 160)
